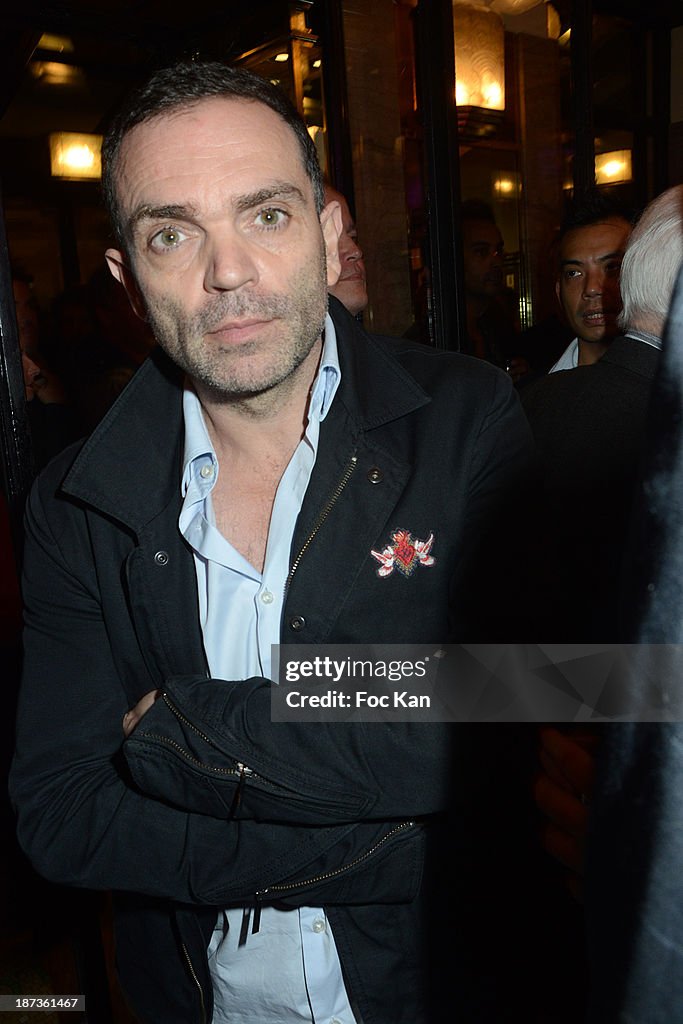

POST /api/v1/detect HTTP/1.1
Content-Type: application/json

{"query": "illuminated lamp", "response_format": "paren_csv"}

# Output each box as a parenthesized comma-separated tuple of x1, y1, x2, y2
(49, 132, 102, 180)
(595, 150, 632, 186)
(453, 0, 505, 138)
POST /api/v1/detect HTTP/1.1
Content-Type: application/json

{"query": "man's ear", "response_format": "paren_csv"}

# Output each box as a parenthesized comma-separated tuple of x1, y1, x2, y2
(105, 249, 146, 320)
(321, 200, 343, 287)
(555, 278, 562, 309)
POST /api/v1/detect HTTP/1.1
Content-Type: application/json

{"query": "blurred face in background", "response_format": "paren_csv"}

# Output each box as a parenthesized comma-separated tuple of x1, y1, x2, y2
(461, 218, 504, 302)
(12, 278, 40, 356)
(324, 186, 367, 316)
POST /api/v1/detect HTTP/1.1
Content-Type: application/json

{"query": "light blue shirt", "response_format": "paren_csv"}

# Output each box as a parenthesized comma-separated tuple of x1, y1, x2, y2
(179, 315, 358, 1024)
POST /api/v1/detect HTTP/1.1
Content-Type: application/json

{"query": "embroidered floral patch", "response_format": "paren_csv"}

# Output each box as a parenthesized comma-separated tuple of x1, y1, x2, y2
(371, 529, 435, 578)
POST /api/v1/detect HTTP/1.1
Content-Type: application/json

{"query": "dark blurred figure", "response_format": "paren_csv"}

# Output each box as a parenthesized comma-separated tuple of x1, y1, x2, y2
(10, 270, 78, 470)
(579, 189, 683, 1024)
(460, 199, 528, 382)
(50, 266, 155, 433)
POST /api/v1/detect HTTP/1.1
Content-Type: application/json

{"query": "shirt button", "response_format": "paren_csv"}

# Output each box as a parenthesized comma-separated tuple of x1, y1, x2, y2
(200, 463, 214, 479)
(153, 550, 169, 566)
(312, 918, 326, 933)
(330, 1018, 343, 1024)
(289, 615, 306, 631)
(367, 466, 384, 484)
(261, 590, 274, 605)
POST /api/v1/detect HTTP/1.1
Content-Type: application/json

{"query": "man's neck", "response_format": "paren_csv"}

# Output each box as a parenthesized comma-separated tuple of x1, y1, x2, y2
(577, 337, 609, 366)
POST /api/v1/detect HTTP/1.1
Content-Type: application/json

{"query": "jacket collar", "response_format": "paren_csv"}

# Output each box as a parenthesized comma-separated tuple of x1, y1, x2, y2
(61, 297, 430, 532)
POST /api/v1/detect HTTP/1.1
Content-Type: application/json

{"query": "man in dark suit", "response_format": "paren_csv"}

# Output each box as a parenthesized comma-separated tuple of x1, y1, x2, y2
(521, 187, 683, 641)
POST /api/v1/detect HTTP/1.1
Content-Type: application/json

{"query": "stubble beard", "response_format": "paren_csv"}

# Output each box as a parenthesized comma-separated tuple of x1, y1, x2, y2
(143, 253, 329, 404)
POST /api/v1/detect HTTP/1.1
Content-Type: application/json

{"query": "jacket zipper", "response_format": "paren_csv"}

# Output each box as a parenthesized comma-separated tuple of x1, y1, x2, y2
(181, 941, 207, 1024)
(140, 695, 263, 813)
(256, 819, 415, 901)
(285, 450, 358, 593)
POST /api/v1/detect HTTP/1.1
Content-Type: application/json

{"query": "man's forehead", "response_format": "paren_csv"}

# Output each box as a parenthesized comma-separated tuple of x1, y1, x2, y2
(560, 218, 631, 261)
(463, 220, 502, 245)
(116, 95, 312, 224)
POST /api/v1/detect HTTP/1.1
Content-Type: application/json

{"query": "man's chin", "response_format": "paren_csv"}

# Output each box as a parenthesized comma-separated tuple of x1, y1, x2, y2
(331, 283, 367, 317)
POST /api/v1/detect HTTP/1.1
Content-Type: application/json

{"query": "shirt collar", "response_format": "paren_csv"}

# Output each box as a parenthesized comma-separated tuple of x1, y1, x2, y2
(624, 328, 663, 351)
(180, 312, 341, 497)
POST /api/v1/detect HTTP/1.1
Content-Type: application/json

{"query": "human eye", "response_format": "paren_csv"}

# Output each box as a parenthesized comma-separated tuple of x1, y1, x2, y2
(149, 225, 188, 253)
(254, 207, 288, 230)
(564, 267, 581, 280)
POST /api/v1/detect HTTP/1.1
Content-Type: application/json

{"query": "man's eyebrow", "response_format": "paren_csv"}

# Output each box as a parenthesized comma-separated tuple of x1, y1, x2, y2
(560, 249, 625, 267)
(232, 183, 307, 213)
(127, 203, 198, 236)
(596, 249, 625, 261)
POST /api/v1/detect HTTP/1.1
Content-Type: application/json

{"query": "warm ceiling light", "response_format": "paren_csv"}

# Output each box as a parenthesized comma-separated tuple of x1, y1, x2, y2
(30, 61, 82, 86)
(453, 1, 505, 113)
(312, 59, 322, 68)
(274, 52, 289, 62)
(37, 33, 74, 53)
(595, 150, 632, 185)
(49, 132, 102, 180)
(494, 177, 514, 195)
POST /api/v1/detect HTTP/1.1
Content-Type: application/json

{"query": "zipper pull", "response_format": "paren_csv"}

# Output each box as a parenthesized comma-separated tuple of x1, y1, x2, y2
(238, 906, 251, 947)
(253, 890, 267, 936)
(229, 762, 250, 817)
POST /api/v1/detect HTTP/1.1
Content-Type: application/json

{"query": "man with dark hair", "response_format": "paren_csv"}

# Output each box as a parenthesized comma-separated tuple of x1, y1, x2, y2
(11, 61, 533, 1023)
(550, 191, 632, 372)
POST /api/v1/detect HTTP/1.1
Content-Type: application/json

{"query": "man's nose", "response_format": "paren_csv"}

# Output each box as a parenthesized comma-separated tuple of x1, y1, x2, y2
(341, 237, 363, 263)
(582, 268, 604, 297)
(203, 231, 259, 292)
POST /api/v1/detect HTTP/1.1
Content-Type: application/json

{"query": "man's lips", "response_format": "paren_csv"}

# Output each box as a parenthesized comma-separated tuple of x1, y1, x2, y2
(207, 317, 274, 341)
(338, 269, 366, 284)
(581, 309, 616, 325)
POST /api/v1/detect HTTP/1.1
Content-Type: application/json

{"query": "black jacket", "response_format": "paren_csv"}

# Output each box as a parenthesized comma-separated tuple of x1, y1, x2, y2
(521, 334, 660, 639)
(11, 301, 534, 1023)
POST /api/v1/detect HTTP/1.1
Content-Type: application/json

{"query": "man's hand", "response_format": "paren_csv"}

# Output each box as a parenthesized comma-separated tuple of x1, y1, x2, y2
(123, 689, 161, 737)
(533, 726, 598, 897)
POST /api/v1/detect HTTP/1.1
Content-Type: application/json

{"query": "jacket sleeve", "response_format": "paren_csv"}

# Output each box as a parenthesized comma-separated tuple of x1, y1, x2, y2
(124, 675, 455, 823)
(9, 477, 422, 907)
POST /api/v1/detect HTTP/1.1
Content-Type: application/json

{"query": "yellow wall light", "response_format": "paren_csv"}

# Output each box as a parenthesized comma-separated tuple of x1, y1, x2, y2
(49, 132, 103, 180)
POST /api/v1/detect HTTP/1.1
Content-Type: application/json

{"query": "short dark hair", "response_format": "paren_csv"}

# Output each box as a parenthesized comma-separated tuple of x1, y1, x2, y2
(559, 189, 634, 240)
(101, 60, 325, 246)
(460, 198, 497, 226)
